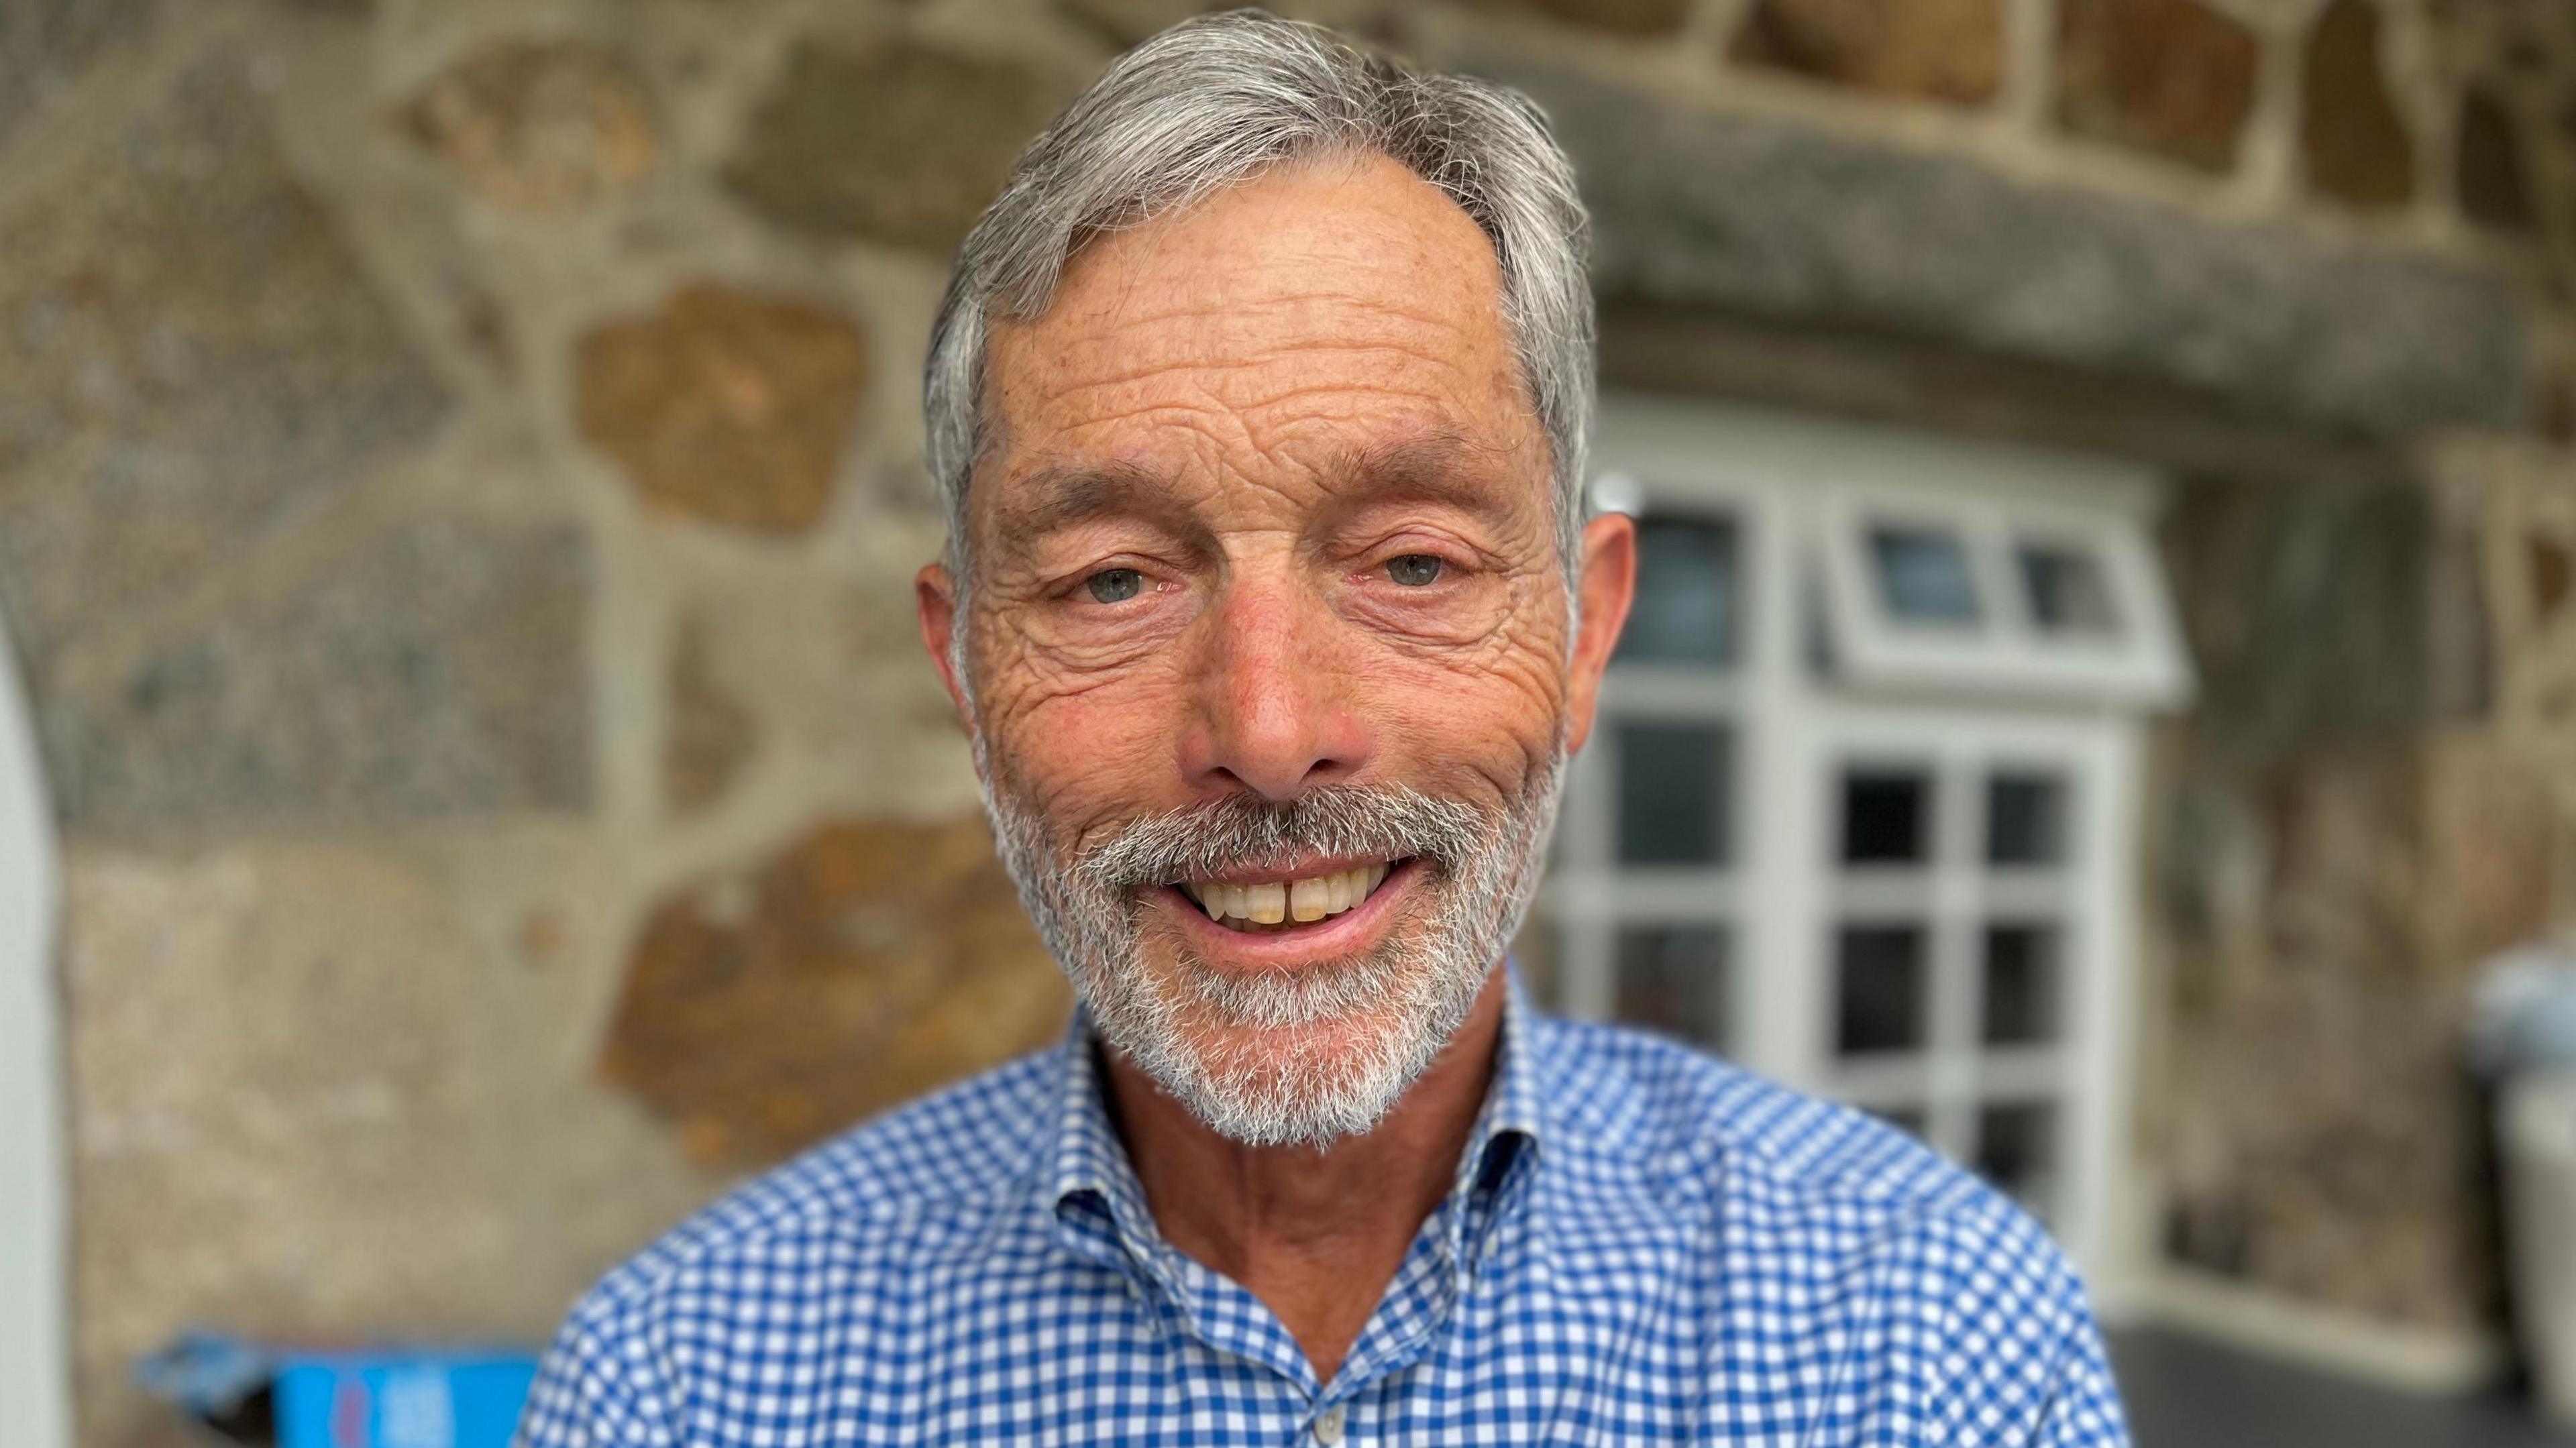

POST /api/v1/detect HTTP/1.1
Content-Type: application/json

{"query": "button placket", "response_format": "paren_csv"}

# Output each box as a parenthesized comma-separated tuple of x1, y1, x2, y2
(1311, 1403, 1346, 1445)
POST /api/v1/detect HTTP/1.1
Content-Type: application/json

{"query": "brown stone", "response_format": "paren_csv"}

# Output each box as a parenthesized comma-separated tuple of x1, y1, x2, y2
(2424, 731, 2555, 968)
(720, 38, 1068, 251)
(598, 817, 1071, 1164)
(2161, 476, 2436, 764)
(65, 849, 527, 1443)
(1055, 0, 1229, 45)
(2055, 0, 2261, 172)
(2301, 0, 2415, 211)
(2532, 534, 2572, 620)
(1517, 59, 2530, 439)
(454, 285, 518, 378)
(48, 518, 593, 830)
(0, 0, 162, 156)
(2145, 457, 2576, 1328)
(574, 284, 867, 533)
(2544, 366, 2576, 446)
(1462, 0, 1695, 38)
(2457, 85, 2537, 235)
(0, 55, 450, 667)
(1729, 0, 2005, 107)
(665, 615, 757, 815)
(1059, 1, 1413, 49)
(398, 39, 657, 213)
(2155, 743, 2504, 1327)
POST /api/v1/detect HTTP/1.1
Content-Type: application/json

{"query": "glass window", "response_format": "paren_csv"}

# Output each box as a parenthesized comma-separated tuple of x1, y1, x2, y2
(1619, 515, 1739, 667)
(1614, 925, 1729, 1050)
(1985, 773, 2067, 866)
(1982, 923, 2061, 1046)
(1817, 481, 2190, 709)
(1835, 924, 1926, 1056)
(1868, 524, 1982, 626)
(1615, 722, 1731, 866)
(2018, 541, 2121, 637)
(1976, 1101, 2059, 1218)
(1841, 769, 1930, 865)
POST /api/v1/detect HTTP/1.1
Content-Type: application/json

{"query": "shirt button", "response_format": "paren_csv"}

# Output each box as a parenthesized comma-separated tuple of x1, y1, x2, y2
(1313, 1404, 1346, 1445)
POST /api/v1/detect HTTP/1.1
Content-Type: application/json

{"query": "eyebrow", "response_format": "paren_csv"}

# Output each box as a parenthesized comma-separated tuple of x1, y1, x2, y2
(985, 431, 1528, 544)
(987, 459, 1171, 541)
(1330, 432, 1524, 517)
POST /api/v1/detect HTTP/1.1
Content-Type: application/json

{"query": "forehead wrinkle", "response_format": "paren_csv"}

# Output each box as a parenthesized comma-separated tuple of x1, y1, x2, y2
(1018, 309, 1494, 429)
(1037, 340, 1475, 413)
(1043, 292, 1477, 339)
(979, 157, 1542, 559)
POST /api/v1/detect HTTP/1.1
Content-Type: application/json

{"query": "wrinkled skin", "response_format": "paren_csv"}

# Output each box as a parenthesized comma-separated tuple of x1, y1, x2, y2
(916, 151, 1634, 1381)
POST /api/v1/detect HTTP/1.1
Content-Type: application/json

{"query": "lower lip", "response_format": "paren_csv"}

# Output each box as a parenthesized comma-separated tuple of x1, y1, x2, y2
(1152, 859, 1427, 967)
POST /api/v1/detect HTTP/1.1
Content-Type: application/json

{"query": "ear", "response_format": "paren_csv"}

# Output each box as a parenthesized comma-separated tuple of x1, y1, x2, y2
(1562, 512, 1636, 757)
(916, 562, 972, 733)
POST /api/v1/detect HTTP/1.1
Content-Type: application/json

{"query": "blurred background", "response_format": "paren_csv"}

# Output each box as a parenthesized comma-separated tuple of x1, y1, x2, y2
(2, 0, 2574, 1443)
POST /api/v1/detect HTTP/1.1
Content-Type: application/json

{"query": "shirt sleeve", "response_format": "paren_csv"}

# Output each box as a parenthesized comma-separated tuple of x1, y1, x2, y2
(1920, 1198, 2133, 1448)
(2034, 1312, 2132, 1448)
(514, 1291, 682, 1448)
(1833, 1183, 2132, 1447)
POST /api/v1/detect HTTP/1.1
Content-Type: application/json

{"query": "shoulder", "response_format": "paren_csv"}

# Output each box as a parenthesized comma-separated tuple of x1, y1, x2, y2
(1532, 1015, 2090, 1319)
(1530, 1017, 2115, 1433)
(567, 1044, 1061, 1328)
(1533, 1014, 1996, 1213)
(517, 1049, 1066, 1443)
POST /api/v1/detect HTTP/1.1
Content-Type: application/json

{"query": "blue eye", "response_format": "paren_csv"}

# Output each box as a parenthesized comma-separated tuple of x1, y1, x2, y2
(1387, 554, 1444, 587)
(1085, 568, 1145, 603)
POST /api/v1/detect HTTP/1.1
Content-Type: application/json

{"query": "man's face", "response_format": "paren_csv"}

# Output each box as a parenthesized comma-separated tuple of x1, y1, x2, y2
(919, 152, 1633, 1145)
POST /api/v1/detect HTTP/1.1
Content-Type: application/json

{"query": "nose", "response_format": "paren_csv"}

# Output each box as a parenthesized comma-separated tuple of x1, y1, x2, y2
(1179, 572, 1375, 801)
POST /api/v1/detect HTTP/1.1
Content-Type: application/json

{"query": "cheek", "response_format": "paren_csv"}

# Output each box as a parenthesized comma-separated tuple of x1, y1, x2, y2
(1368, 641, 1566, 763)
(974, 638, 1190, 820)
(1352, 600, 1574, 787)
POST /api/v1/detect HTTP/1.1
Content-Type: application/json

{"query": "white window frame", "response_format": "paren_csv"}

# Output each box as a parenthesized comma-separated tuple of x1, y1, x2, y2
(1798, 706, 2139, 1277)
(1817, 484, 2190, 706)
(1547, 392, 2186, 1300)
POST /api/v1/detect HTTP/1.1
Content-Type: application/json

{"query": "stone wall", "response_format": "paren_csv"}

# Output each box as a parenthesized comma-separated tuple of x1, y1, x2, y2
(2, 0, 2572, 1439)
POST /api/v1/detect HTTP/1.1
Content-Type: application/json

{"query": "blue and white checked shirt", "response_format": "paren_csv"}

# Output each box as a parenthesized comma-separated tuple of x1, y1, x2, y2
(520, 977, 2128, 1445)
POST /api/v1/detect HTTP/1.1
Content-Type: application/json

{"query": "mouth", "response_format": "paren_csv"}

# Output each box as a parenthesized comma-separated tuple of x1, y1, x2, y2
(1171, 858, 1407, 934)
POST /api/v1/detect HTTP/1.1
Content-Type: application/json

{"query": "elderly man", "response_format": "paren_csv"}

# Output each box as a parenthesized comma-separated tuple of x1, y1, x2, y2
(521, 11, 2127, 1445)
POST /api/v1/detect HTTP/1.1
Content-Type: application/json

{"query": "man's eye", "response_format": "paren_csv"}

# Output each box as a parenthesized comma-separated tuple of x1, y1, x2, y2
(1385, 554, 1445, 587)
(1084, 567, 1145, 604)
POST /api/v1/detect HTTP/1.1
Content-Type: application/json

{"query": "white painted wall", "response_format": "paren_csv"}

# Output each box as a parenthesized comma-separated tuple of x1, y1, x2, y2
(0, 612, 69, 1448)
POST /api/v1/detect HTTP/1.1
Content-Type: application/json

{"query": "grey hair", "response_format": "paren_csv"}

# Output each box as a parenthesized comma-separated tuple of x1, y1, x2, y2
(922, 8, 1595, 587)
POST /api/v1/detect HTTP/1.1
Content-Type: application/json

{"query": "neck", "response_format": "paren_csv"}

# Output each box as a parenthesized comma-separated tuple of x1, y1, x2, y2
(1102, 966, 1507, 1385)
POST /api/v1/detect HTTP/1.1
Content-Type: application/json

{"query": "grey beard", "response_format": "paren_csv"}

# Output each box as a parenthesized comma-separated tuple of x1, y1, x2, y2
(976, 753, 1566, 1148)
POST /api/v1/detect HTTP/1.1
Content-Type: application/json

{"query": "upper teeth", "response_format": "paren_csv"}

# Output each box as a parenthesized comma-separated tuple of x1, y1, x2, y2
(1183, 863, 1389, 926)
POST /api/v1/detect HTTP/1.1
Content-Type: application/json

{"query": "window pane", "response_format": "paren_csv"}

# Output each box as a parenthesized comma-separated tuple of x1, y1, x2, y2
(1619, 516, 1738, 667)
(1985, 773, 2067, 866)
(1616, 722, 1731, 867)
(1868, 524, 1981, 625)
(1835, 924, 1926, 1056)
(1982, 923, 2061, 1046)
(1841, 769, 1929, 865)
(1976, 1101, 2059, 1219)
(1614, 925, 1729, 1050)
(2018, 542, 2121, 637)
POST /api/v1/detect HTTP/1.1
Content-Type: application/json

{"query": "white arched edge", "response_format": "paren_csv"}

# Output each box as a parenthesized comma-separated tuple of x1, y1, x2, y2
(0, 607, 68, 1448)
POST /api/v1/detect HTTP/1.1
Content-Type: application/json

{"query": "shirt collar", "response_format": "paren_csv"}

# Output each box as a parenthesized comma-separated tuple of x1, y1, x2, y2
(1044, 1012, 1164, 1276)
(1041, 966, 1550, 1273)
(1464, 968, 1548, 1176)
